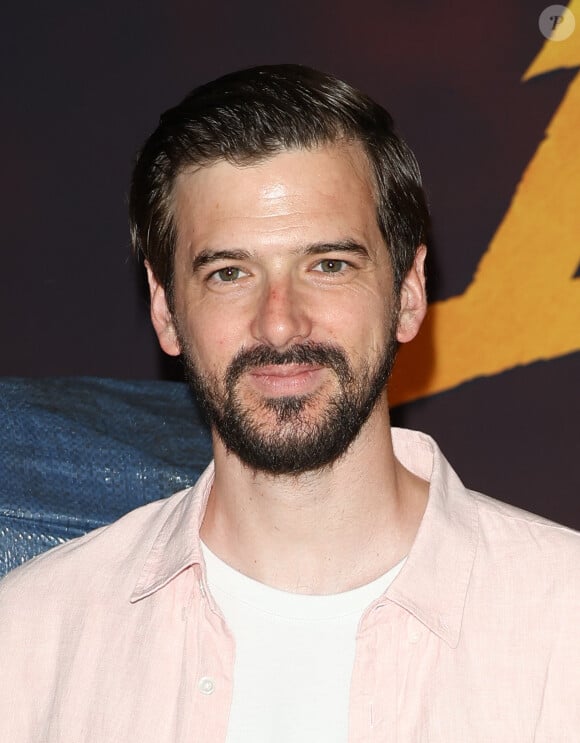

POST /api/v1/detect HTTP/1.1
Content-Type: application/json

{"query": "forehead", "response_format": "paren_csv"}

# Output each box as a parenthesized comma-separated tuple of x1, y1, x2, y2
(171, 142, 382, 251)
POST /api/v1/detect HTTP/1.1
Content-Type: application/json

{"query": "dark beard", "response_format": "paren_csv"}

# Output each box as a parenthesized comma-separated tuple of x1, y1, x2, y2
(182, 337, 398, 476)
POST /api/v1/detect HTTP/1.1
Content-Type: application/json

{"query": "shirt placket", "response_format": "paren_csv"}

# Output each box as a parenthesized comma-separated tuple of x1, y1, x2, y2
(349, 601, 400, 743)
(189, 570, 236, 743)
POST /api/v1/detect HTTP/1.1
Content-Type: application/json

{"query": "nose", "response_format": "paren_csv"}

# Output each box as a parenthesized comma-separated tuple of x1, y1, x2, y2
(249, 278, 312, 349)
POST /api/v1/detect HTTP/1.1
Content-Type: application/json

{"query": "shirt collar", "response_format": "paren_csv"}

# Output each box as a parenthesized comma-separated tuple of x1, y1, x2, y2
(130, 430, 479, 649)
(386, 428, 478, 648)
(130, 462, 215, 603)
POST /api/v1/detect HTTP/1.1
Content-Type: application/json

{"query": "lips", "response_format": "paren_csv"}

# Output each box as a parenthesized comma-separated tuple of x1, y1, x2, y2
(225, 341, 352, 390)
(250, 363, 323, 378)
(247, 363, 325, 394)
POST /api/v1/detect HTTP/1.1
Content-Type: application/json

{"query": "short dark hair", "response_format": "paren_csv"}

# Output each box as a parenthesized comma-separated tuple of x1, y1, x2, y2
(130, 64, 429, 307)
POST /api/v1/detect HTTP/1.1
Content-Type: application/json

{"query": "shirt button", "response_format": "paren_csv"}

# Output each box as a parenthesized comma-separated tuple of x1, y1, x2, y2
(198, 676, 216, 695)
(408, 629, 421, 644)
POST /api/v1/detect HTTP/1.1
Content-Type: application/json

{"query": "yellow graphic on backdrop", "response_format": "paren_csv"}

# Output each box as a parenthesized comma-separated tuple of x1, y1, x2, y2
(390, 0, 580, 406)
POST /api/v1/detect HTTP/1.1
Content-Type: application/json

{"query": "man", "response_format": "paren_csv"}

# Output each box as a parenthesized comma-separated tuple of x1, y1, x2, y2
(0, 65, 579, 741)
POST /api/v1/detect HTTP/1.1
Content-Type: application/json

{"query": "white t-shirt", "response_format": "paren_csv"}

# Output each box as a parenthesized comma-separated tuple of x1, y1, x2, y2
(201, 542, 404, 743)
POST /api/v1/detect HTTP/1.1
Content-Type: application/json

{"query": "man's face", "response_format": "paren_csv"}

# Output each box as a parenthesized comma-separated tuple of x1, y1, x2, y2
(149, 143, 423, 474)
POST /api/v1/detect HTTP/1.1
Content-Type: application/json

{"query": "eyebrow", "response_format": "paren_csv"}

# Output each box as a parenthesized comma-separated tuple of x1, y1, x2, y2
(190, 239, 370, 273)
(299, 240, 370, 259)
(192, 249, 252, 273)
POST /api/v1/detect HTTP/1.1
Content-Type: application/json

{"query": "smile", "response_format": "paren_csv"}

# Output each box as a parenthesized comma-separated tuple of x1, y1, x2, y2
(247, 364, 326, 395)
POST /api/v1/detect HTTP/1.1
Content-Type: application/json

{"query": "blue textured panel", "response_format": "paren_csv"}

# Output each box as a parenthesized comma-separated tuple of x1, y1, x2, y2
(0, 378, 212, 576)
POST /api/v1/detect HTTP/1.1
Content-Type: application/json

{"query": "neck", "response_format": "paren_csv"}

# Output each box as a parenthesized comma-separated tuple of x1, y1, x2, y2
(200, 398, 428, 594)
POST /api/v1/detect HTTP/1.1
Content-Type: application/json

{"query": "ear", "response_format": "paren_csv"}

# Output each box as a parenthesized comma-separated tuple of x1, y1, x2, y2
(145, 262, 181, 357)
(396, 245, 428, 344)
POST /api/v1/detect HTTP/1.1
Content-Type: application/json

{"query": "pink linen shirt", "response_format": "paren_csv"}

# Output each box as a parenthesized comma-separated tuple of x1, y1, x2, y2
(1, 428, 579, 741)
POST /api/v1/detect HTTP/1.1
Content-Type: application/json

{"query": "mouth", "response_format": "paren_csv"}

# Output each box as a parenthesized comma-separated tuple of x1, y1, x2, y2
(246, 363, 326, 395)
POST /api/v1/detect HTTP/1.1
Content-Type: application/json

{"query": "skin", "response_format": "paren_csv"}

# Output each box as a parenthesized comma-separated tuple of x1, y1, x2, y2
(147, 141, 429, 594)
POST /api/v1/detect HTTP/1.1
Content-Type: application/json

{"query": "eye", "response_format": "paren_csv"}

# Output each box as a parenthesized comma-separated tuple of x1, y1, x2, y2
(212, 266, 245, 282)
(313, 259, 348, 274)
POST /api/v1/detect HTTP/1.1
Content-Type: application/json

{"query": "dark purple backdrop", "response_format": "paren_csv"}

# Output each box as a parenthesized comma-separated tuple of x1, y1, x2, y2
(1, 1, 578, 526)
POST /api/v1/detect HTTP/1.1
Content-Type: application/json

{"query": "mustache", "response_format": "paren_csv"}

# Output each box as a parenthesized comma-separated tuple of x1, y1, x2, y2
(226, 342, 353, 386)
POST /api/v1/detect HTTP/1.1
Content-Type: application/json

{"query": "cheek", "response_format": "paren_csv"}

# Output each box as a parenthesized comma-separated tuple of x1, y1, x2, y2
(319, 286, 390, 338)
(184, 312, 246, 372)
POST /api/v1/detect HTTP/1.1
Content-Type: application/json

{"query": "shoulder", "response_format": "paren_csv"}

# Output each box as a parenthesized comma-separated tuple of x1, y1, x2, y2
(473, 488, 580, 547)
(471, 489, 580, 597)
(0, 486, 194, 612)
